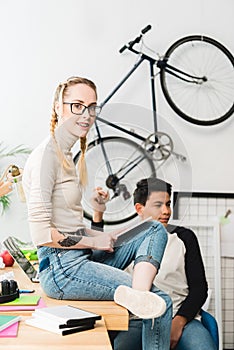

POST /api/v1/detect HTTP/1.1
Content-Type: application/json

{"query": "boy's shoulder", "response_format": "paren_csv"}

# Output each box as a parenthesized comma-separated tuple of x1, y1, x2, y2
(167, 224, 196, 240)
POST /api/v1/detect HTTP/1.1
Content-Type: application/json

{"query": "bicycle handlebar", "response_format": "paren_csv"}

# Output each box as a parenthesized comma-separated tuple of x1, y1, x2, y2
(141, 24, 151, 34)
(119, 24, 152, 53)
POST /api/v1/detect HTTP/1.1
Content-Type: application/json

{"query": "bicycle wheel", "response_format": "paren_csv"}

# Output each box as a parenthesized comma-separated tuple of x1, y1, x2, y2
(73, 136, 155, 225)
(160, 35, 234, 126)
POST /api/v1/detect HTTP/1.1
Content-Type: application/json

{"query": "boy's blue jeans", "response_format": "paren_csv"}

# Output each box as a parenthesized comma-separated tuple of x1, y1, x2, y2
(112, 318, 217, 350)
(37, 220, 172, 350)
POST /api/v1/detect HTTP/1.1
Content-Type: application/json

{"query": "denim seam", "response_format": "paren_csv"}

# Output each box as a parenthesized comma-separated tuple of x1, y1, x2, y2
(134, 255, 160, 270)
(54, 255, 117, 294)
(50, 263, 64, 299)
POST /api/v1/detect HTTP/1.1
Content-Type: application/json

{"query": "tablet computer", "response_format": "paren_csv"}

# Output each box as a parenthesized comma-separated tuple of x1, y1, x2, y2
(3, 236, 40, 283)
(114, 217, 152, 247)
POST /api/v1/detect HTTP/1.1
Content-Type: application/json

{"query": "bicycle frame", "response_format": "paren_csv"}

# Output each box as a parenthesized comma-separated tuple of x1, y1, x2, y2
(92, 46, 189, 179)
(96, 51, 159, 143)
(95, 44, 206, 143)
(93, 48, 162, 179)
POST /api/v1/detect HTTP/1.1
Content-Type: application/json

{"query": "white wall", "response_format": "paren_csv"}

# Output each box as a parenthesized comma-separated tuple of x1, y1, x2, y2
(0, 0, 234, 241)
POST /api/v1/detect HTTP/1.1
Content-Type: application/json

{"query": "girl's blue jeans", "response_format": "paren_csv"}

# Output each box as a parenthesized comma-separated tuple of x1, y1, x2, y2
(37, 220, 172, 350)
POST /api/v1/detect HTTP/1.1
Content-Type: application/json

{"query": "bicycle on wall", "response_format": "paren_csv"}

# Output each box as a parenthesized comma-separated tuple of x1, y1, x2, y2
(74, 25, 234, 226)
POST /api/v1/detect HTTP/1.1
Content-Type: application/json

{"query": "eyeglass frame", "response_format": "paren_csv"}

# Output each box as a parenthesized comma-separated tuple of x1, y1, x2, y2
(63, 102, 102, 117)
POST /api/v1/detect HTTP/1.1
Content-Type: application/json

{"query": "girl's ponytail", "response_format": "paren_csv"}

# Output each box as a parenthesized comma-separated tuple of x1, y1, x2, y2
(77, 137, 88, 187)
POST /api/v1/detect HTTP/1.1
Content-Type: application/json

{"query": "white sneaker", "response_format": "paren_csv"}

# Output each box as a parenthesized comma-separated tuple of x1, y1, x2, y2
(114, 285, 166, 319)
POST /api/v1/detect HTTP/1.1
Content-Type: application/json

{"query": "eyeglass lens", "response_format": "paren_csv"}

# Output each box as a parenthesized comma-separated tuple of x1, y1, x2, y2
(71, 103, 101, 117)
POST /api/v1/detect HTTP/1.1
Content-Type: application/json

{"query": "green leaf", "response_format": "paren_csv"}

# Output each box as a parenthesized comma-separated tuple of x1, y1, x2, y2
(0, 195, 11, 214)
(0, 142, 31, 159)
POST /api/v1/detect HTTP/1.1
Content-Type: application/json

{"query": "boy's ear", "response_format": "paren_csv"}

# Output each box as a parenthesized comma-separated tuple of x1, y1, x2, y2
(135, 203, 144, 215)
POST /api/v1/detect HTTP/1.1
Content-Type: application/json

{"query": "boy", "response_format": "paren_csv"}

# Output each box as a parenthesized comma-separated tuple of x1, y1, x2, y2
(92, 178, 217, 350)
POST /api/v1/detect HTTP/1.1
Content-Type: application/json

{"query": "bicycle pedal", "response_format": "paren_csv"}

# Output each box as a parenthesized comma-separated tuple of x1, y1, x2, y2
(172, 152, 187, 162)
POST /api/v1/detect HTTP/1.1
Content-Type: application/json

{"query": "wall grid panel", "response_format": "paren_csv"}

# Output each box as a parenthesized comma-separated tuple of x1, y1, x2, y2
(172, 192, 234, 350)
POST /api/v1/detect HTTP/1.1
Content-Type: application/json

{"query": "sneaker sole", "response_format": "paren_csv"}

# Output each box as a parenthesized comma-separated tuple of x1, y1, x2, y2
(114, 285, 166, 319)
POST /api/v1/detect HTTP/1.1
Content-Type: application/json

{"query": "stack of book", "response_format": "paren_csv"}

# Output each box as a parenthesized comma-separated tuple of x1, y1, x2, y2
(25, 305, 102, 336)
(0, 294, 46, 312)
(0, 294, 45, 338)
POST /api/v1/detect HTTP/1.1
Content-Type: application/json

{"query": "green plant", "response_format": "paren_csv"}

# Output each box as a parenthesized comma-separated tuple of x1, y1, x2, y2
(0, 142, 31, 159)
(0, 142, 31, 213)
(0, 195, 11, 211)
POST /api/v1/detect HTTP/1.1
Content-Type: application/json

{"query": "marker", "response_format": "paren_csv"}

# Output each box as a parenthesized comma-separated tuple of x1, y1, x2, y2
(19, 289, 35, 293)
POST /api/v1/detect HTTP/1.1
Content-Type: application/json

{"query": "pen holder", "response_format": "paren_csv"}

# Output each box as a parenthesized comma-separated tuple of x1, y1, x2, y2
(13, 173, 26, 202)
(6, 165, 26, 203)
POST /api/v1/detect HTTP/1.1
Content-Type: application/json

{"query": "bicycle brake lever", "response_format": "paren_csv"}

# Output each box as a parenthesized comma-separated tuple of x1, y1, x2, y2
(119, 45, 128, 53)
(119, 34, 142, 53)
(129, 35, 142, 48)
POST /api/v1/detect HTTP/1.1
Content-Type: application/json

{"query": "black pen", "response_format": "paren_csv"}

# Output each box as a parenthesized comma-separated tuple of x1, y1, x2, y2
(19, 289, 35, 293)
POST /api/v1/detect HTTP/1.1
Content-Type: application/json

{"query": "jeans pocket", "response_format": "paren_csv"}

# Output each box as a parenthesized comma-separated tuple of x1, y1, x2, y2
(39, 257, 50, 273)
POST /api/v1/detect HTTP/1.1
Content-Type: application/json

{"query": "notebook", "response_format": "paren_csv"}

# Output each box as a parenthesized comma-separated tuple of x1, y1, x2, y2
(0, 321, 19, 338)
(26, 317, 95, 336)
(3, 236, 40, 283)
(33, 305, 101, 326)
(0, 297, 46, 311)
(0, 315, 20, 332)
(0, 295, 40, 306)
(114, 217, 152, 247)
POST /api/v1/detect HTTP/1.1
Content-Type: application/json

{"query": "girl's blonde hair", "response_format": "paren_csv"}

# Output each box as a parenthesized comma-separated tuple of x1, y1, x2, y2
(50, 76, 97, 186)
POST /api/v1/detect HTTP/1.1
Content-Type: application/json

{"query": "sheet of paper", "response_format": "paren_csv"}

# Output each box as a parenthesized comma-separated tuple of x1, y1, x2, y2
(220, 214, 234, 257)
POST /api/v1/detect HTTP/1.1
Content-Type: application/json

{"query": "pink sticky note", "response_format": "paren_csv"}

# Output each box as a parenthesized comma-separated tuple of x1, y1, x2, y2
(0, 321, 19, 337)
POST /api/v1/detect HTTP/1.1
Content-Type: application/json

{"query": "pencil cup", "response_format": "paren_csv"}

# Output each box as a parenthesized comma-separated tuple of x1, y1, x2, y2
(13, 174, 26, 202)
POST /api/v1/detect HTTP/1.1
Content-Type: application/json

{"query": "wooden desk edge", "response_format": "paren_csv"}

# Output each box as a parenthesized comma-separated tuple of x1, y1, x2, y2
(4, 264, 129, 331)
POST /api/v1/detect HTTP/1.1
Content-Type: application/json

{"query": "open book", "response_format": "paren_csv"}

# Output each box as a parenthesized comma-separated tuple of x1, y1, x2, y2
(114, 217, 152, 247)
